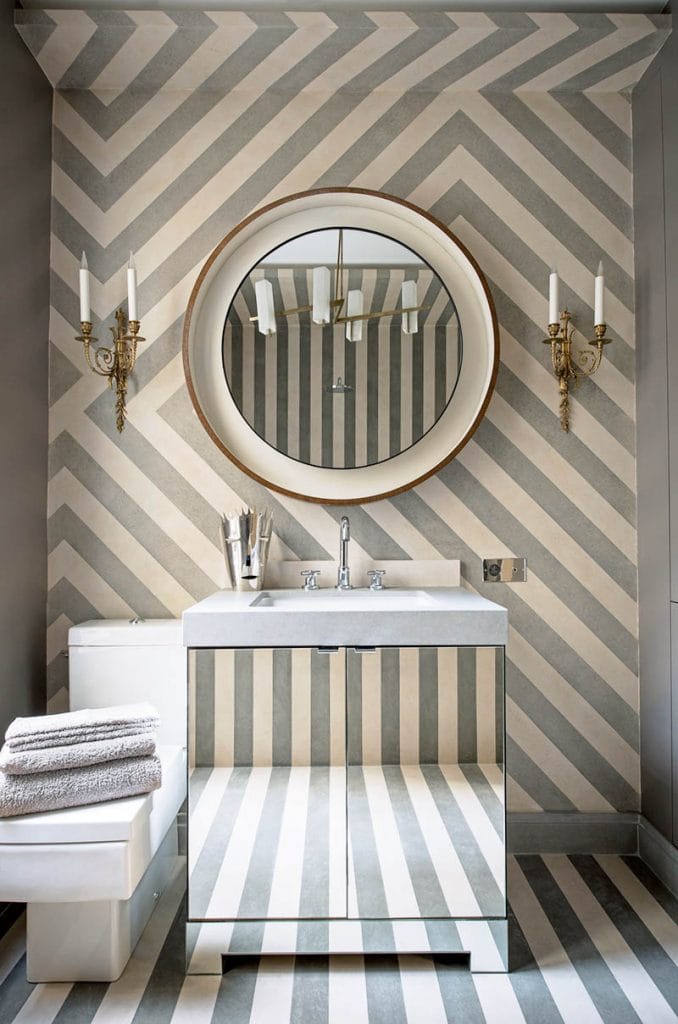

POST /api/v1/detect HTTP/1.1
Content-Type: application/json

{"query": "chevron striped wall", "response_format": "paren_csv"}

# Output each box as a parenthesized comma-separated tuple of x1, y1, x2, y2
(15, 9, 670, 816)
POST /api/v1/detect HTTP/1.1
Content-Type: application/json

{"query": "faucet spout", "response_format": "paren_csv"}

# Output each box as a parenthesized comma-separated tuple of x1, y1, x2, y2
(337, 516, 352, 590)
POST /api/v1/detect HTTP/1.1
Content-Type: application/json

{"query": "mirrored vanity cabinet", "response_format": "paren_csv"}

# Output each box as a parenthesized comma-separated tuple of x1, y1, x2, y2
(183, 590, 508, 974)
(181, 189, 507, 972)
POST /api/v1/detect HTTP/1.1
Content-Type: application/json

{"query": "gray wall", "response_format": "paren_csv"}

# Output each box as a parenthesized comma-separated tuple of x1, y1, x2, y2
(634, 25, 678, 844)
(0, 0, 51, 736)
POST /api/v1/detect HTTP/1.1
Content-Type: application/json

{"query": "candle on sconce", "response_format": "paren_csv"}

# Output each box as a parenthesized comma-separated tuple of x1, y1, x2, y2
(127, 251, 138, 322)
(79, 251, 90, 323)
(594, 260, 605, 326)
(549, 265, 559, 325)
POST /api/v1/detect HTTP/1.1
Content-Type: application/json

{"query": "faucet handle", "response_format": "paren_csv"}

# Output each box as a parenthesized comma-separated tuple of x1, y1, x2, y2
(367, 570, 386, 591)
(301, 569, 321, 591)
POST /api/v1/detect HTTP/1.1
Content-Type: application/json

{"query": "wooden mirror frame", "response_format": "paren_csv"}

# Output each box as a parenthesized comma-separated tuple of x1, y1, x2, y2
(183, 188, 499, 504)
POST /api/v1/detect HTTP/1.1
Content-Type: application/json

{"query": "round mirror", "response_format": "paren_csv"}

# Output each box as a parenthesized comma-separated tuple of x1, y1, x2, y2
(183, 189, 499, 504)
(222, 227, 462, 471)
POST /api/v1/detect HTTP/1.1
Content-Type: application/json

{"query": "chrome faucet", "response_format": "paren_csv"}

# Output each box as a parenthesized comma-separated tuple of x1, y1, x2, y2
(337, 516, 352, 590)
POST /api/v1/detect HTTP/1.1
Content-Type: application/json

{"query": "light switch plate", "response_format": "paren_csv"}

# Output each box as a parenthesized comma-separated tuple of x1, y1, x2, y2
(483, 557, 527, 583)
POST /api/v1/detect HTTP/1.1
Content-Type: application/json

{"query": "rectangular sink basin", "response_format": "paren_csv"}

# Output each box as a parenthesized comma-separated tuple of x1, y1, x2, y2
(250, 589, 437, 612)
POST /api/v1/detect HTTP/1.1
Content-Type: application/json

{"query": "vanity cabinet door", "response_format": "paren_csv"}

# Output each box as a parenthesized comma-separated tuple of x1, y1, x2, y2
(188, 647, 346, 921)
(346, 646, 505, 920)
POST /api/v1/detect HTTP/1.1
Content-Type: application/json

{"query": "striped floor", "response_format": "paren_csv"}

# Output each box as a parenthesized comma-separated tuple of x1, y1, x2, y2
(190, 764, 505, 923)
(1, 855, 677, 1023)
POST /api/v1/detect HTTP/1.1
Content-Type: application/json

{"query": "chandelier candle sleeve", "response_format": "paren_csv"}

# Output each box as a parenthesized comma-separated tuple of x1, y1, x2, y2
(312, 266, 331, 325)
(594, 261, 605, 326)
(401, 280, 418, 335)
(345, 289, 364, 342)
(255, 279, 276, 336)
(549, 266, 559, 325)
(127, 252, 138, 322)
(79, 252, 90, 323)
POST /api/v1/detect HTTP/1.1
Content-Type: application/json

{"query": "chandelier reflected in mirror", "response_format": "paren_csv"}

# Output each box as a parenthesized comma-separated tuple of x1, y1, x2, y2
(222, 224, 463, 473)
(251, 228, 428, 341)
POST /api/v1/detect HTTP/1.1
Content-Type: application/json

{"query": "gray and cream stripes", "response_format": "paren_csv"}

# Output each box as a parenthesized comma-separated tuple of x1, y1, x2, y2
(224, 267, 460, 468)
(2, 854, 677, 1022)
(15, 10, 670, 816)
(190, 646, 501, 769)
(189, 645, 505, 931)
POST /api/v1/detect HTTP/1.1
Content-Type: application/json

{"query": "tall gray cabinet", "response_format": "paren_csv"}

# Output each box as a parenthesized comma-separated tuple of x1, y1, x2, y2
(634, 27, 678, 846)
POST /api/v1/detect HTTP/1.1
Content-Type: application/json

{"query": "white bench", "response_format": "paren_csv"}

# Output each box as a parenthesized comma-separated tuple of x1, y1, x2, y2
(0, 745, 186, 982)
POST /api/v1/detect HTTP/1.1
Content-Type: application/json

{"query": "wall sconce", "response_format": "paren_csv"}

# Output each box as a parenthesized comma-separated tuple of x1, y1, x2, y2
(76, 252, 145, 433)
(543, 262, 612, 432)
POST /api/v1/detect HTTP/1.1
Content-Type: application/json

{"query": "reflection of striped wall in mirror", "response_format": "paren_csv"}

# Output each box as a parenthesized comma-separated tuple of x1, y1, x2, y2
(223, 268, 461, 469)
(190, 646, 500, 769)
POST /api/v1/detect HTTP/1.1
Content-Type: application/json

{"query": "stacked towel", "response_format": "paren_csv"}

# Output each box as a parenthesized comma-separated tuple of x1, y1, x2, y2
(0, 702, 162, 818)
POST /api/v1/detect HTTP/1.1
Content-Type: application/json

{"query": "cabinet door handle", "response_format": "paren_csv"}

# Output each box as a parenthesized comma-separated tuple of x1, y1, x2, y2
(316, 646, 339, 653)
(353, 646, 376, 653)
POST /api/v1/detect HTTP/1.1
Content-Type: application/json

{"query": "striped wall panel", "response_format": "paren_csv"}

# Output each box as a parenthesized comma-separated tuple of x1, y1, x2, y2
(224, 267, 460, 468)
(189, 646, 502, 767)
(346, 646, 502, 766)
(189, 647, 346, 768)
(17, 11, 671, 815)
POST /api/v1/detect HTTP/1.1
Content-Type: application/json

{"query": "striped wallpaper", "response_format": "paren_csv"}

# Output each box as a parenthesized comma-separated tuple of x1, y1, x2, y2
(189, 646, 502, 768)
(223, 267, 460, 468)
(16, 10, 670, 817)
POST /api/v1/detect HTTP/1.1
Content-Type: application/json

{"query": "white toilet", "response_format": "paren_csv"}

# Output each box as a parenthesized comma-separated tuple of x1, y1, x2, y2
(0, 619, 186, 983)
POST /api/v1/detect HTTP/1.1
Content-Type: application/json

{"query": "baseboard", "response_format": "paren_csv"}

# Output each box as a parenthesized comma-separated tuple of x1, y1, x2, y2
(638, 816, 678, 898)
(508, 811, 678, 896)
(508, 812, 639, 855)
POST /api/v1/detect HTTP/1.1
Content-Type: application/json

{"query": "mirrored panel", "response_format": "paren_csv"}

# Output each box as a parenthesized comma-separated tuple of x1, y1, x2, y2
(346, 646, 505, 920)
(188, 647, 347, 922)
(187, 644, 505, 926)
(222, 228, 462, 470)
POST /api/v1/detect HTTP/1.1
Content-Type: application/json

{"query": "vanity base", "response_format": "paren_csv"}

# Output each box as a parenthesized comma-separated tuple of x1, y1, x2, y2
(186, 917, 508, 974)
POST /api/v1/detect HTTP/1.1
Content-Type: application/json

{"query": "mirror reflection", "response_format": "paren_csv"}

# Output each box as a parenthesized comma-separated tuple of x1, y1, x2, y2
(222, 228, 462, 470)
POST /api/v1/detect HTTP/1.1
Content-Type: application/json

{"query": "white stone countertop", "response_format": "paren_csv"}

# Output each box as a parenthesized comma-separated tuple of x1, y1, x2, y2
(182, 587, 507, 649)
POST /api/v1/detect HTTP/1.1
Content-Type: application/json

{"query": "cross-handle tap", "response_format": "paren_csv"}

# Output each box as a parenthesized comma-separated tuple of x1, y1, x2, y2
(337, 516, 352, 590)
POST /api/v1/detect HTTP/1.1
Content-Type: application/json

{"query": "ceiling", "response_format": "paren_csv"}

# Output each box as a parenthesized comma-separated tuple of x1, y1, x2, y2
(16, 1, 672, 11)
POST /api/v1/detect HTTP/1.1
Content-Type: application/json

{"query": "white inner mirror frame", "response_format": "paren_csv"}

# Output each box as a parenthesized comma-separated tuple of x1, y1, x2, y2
(183, 190, 499, 504)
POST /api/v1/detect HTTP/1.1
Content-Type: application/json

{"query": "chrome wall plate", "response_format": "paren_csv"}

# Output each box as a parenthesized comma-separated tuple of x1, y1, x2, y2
(483, 557, 527, 583)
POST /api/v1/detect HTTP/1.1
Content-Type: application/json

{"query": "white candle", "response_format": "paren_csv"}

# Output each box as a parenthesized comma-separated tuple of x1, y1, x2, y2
(79, 251, 90, 323)
(594, 260, 605, 326)
(549, 265, 559, 325)
(127, 251, 138, 322)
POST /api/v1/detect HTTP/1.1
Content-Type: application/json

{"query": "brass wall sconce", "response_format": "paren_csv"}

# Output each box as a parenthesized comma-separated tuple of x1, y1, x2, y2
(544, 263, 612, 432)
(76, 252, 145, 432)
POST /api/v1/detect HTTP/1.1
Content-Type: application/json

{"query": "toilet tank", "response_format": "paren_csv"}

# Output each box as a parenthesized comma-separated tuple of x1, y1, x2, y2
(68, 620, 186, 747)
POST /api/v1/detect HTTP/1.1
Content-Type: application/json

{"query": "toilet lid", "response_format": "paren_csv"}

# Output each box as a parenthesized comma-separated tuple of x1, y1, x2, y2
(69, 620, 182, 647)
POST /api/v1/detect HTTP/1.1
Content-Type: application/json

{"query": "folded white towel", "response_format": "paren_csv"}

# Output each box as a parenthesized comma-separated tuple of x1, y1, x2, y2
(0, 731, 156, 775)
(0, 754, 162, 818)
(5, 703, 160, 752)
